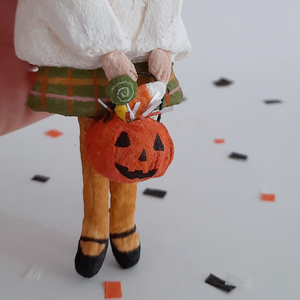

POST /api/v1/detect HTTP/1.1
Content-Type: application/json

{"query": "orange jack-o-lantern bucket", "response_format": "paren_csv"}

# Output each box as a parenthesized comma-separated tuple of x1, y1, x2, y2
(84, 75, 174, 183)
(84, 114, 174, 183)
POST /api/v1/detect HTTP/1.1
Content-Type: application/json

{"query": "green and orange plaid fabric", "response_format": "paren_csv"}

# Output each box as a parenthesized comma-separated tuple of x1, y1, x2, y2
(27, 62, 183, 118)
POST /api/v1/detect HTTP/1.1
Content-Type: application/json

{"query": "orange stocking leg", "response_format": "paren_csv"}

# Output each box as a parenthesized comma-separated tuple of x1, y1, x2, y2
(109, 181, 141, 269)
(75, 117, 110, 278)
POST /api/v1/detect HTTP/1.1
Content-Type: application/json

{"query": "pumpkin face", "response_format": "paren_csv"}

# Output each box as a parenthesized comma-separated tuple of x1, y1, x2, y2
(84, 114, 174, 183)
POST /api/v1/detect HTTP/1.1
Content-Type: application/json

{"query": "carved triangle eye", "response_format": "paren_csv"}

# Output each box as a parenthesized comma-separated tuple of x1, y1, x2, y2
(115, 131, 130, 147)
(154, 133, 164, 151)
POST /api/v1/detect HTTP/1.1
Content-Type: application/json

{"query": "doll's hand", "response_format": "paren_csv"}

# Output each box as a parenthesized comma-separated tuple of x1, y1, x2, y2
(101, 51, 138, 81)
(148, 49, 172, 83)
(0, 0, 51, 136)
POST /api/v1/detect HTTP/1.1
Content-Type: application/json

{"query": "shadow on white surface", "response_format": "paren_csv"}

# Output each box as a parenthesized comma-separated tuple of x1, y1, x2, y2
(0, 212, 76, 279)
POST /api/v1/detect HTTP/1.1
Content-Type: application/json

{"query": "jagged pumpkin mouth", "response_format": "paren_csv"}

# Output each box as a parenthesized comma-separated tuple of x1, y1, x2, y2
(115, 163, 158, 180)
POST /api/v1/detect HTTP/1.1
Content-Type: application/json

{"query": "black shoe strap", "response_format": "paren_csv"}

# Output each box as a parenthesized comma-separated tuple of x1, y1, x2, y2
(110, 225, 137, 239)
(80, 236, 108, 245)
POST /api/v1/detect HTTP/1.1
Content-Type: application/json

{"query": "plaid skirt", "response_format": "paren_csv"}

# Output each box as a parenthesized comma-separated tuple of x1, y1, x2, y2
(27, 62, 183, 118)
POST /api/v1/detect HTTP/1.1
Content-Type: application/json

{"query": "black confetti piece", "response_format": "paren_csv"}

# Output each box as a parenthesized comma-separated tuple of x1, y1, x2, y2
(229, 152, 248, 160)
(31, 175, 50, 183)
(143, 188, 167, 198)
(264, 99, 282, 104)
(213, 78, 233, 87)
(205, 274, 236, 293)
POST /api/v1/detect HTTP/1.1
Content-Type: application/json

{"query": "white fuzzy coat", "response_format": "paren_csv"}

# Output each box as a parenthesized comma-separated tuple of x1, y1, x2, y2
(14, 0, 191, 69)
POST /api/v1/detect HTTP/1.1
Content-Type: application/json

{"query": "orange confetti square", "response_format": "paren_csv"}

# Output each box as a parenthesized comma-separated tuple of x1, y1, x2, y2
(104, 281, 122, 299)
(214, 139, 225, 144)
(45, 130, 63, 138)
(261, 194, 276, 202)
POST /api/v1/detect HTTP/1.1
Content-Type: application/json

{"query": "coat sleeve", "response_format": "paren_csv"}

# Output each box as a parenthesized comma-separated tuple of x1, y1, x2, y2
(134, 0, 191, 61)
(37, 0, 130, 57)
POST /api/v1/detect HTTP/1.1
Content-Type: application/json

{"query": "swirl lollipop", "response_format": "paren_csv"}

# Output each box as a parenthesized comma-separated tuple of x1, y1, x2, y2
(108, 75, 138, 105)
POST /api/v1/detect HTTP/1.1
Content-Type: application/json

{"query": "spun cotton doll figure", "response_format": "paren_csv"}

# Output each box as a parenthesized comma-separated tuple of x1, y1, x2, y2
(14, 0, 191, 278)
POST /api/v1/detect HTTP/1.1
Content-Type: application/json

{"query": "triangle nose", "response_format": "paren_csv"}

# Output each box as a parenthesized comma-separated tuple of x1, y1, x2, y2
(139, 149, 147, 162)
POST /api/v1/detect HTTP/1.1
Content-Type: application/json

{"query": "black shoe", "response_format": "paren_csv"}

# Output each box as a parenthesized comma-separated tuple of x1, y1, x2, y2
(75, 237, 108, 278)
(110, 225, 141, 269)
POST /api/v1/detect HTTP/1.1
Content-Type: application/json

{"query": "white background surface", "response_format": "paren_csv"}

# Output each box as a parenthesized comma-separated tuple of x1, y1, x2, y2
(1, 1, 300, 299)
